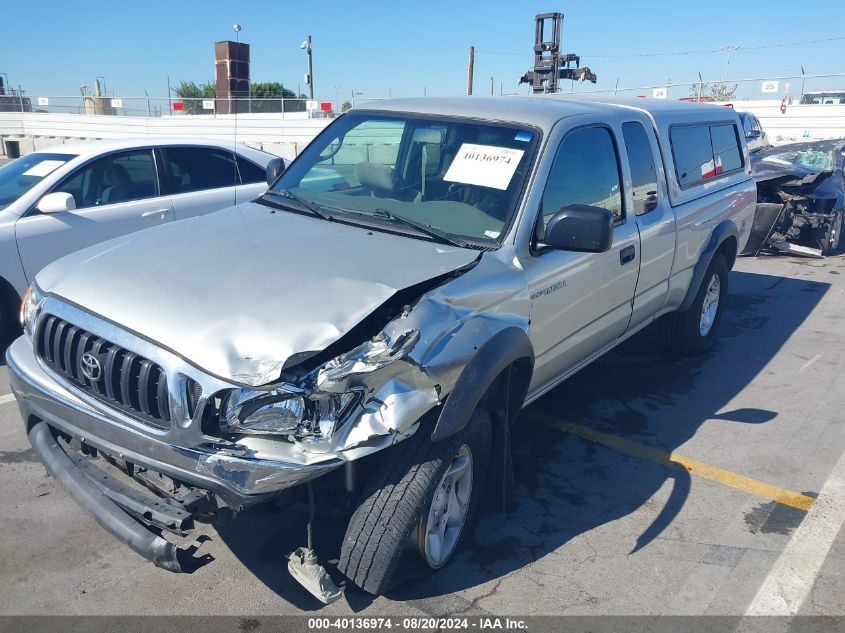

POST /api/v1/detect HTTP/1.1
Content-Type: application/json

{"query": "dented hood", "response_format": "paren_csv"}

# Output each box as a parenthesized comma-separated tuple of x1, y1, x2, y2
(36, 201, 478, 385)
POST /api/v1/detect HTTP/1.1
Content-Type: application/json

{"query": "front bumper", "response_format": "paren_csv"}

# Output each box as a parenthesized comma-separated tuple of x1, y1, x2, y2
(7, 336, 342, 508)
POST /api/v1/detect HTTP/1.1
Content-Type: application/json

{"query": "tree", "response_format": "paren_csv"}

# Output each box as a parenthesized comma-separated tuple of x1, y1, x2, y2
(249, 81, 296, 99)
(174, 79, 306, 114)
(173, 80, 215, 114)
(341, 101, 353, 112)
(248, 81, 304, 113)
(706, 81, 738, 102)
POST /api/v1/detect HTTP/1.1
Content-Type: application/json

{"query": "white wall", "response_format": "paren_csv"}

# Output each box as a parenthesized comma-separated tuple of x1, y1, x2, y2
(0, 112, 332, 160)
(718, 101, 845, 145)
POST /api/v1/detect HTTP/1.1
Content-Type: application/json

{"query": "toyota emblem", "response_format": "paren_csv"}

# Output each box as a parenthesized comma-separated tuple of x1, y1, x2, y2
(81, 353, 102, 381)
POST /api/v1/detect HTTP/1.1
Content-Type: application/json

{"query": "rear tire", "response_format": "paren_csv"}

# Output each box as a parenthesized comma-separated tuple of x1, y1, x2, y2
(338, 408, 491, 595)
(659, 252, 728, 356)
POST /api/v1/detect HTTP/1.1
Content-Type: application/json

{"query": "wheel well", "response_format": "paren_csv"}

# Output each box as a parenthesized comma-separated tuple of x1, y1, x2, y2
(482, 357, 533, 426)
(0, 276, 22, 317)
(718, 235, 738, 270)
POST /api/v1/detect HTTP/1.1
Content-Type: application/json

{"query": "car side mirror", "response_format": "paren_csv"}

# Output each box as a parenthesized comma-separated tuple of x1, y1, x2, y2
(541, 204, 614, 252)
(266, 157, 286, 186)
(36, 192, 76, 214)
(746, 129, 761, 140)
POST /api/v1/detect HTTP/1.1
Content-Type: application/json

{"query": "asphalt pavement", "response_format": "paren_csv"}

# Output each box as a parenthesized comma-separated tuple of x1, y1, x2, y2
(0, 253, 843, 617)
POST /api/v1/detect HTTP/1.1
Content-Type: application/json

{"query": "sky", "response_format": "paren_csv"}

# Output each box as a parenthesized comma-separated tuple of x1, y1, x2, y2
(3, 0, 845, 102)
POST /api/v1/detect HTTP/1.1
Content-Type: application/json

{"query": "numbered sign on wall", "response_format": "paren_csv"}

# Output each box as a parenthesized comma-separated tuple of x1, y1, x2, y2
(652, 87, 668, 99)
(761, 81, 779, 93)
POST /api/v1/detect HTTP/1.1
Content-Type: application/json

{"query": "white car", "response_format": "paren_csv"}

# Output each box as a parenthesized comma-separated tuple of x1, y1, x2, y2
(0, 138, 279, 338)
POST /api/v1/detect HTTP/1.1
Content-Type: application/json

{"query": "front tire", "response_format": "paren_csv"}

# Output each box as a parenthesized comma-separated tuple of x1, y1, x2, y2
(814, 210, 842, 256)
(338, 409, 491, 595)
(659, 252, 728, 356)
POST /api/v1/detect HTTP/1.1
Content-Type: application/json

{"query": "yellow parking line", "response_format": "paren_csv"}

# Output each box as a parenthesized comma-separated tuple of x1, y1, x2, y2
(526, 411, 815, 512)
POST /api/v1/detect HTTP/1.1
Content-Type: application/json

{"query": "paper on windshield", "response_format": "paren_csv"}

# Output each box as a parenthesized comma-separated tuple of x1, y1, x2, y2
(22, 160, 67, 178)
(444, 144, 525, 190)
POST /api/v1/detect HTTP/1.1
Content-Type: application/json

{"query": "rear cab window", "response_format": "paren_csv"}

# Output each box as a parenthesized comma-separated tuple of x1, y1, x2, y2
(670, 122, 743, 188)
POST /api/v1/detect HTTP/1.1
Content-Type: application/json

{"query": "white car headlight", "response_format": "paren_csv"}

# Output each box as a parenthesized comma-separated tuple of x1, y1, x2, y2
(221, 388, 360, 441)
(19, 284, 44, 339)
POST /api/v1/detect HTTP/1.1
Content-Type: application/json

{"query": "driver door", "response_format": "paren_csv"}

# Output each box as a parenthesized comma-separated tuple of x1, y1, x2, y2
(523, 125, 640, 391)
(15, 148, 173, 281)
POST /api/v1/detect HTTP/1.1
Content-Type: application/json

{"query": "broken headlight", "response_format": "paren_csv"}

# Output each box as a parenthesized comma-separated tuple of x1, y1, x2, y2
(221, 388, 360, 440)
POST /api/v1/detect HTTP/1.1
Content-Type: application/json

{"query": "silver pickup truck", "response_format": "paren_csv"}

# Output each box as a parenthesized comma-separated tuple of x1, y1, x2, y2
(7, 97, 755, 601)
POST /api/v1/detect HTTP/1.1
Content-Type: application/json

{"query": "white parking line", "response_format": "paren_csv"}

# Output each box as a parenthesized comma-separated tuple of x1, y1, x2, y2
(746, 448, 845, 615)
(0, 393, 16, 406)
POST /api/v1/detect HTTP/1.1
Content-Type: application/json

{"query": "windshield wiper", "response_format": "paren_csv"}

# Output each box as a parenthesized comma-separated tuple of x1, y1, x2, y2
(263, 190, 333, 221)
(371, 208, 469, 248)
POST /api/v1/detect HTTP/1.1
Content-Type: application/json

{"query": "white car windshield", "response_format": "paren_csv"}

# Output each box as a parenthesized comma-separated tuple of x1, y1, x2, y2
(268, 112, 538, 246)
(0, 153, 75, 210)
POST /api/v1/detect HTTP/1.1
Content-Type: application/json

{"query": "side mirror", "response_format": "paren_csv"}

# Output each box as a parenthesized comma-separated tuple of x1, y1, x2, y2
(542, 205, 614, 252)
(266, 157, 286, 186)
(36, 192, 76, 214)
(746, 129, 761, 140)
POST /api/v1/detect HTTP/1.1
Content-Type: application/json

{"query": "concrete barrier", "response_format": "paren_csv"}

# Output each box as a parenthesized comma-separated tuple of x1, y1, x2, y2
(0, 111, 332, 157)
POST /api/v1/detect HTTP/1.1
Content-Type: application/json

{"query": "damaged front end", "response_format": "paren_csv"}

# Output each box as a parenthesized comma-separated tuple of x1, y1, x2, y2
(743, 140, 845, 258)
(203, 249, 531, 464)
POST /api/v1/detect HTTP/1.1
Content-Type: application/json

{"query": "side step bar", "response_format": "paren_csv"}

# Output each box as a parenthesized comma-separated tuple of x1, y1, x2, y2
(28, 420, 198, 573)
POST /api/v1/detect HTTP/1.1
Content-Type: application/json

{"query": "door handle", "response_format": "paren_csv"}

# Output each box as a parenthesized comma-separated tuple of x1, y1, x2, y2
(141, 208, 170, 219)
(620, 245, 636, 265)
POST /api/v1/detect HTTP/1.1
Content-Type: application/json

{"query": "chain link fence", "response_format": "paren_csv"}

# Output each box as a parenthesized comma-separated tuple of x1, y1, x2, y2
(3, 73, 843, 117)
(508, 73, 845, 104)
(0, 95, 374, 117)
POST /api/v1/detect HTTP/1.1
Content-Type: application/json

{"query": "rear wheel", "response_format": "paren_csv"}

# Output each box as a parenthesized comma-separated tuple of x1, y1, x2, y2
(659, 252, 728, 356)
(338, 408, 491, 595)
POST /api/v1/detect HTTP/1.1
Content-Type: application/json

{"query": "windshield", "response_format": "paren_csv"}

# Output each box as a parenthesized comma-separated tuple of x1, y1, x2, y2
(0, 152, 75, 211)
(764, 149, 834, 171)
(268, 112, 537, 246)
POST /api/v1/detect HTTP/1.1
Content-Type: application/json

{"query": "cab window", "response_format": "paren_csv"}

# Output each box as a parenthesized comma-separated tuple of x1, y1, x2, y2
(621, 122, 659, 215)
(54, 149, 158, 208)
(540, 126, 623, 232)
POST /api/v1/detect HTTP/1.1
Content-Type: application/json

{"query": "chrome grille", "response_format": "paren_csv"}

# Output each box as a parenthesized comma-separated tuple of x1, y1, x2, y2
(36, 315, 171, 429)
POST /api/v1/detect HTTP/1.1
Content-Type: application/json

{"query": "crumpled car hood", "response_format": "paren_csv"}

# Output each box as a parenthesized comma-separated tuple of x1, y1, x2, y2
(36, 201, 479, 385)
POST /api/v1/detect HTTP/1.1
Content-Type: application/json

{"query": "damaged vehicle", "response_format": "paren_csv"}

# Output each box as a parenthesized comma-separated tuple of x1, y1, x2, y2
(742, 139, 845, 257)
(7, 97, 755, 601)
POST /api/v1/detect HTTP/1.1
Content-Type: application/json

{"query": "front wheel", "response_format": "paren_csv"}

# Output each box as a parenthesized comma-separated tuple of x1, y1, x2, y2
(337, 409, 491, 595)
(814, 210, 843, 256)
(659, 252, 728, 356)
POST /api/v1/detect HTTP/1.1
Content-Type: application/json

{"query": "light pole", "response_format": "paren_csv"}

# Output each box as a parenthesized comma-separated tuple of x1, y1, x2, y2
(333, 84, 341, 112)
(300, 35, 313, 99)
(233, 24, 244, 113)
(351, 90, 362, 108)
(720, 44, 740, 82)
(800, 65, 806, 102)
